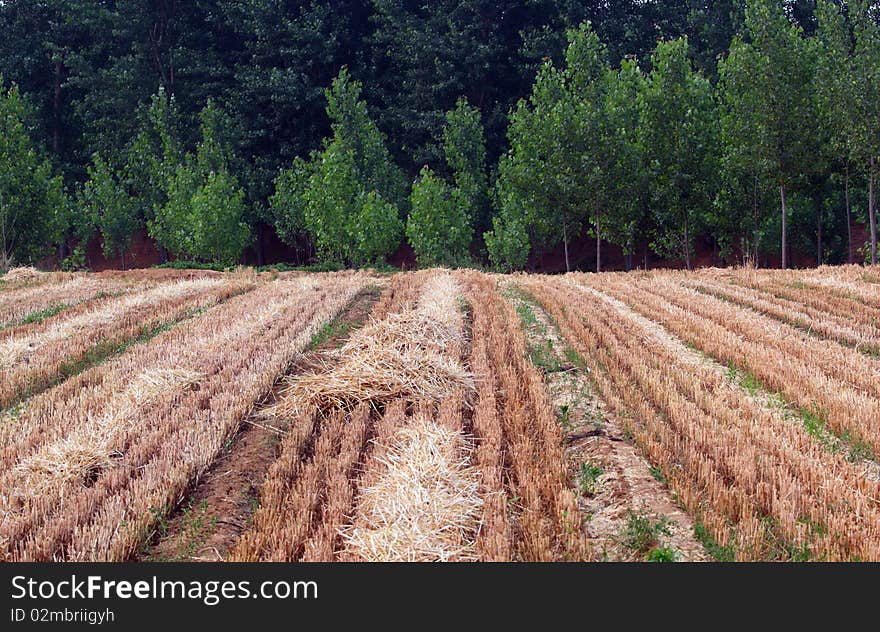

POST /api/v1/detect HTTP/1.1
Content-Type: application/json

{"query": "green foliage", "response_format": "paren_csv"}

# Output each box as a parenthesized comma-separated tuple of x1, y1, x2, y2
(154, 163, 250, 266)
(76, 154, 140, 264)
(578, 462, 603, 496)
(489, 23, 611, 271)
(269, 156, 313, 247)
(0, 77, 66, 270)
(0, 2, 874, 271)
(188, 170, 251, 265)
(641, 38, 719, 268)
(443, 98, 488, 230)
(619, 509, 672, 559)
(406, 167, 472, 267)
(351, 190, 402, 267)
(693, 521, 737, 562)
(645, 547, 678, 562)
(148, 100, 250, 265)
(302, 142, 359, 264)
(297, 70, 405, 267)
(485, 195, 531, 271)
(125, 88, 183, 226)
(601, 58, 648, 255)
(324, 68, 407, 210)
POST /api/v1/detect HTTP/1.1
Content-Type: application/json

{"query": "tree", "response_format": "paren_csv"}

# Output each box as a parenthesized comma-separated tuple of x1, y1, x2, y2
(269, 156, 314, 261)
(489, 23, 609, 272)
(815, 1, 858, 262)
(406, 167, 472, 267)
(301, 142, 402, 267)
(404, 98, 485, 267)
(718, 36, 776, 266)
(443, 98, 488, 234)
(602, 58, 648, 268)
(324, 67, 407, 209)
(725, 0, 816, 268)
(302, 142, 357, 265)
(297, 69, 405, 267)
(0, 78, 66, 271)
(366, 0, 587, 172)
(850, 0, 880, 264)
(77, 154, 140, 267)
(350, 190, 401, 267)
(641, 38, 719, 270)
(188, 169, 250, 265)
(149, 99, 250, 264)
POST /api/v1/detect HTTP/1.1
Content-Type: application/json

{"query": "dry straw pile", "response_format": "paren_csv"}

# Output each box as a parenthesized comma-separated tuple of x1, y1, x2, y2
(268, 272, 474, 417)
(341, 417, 482, 561)
(2, 267, 43, 283)
(235, 271, 484, 562)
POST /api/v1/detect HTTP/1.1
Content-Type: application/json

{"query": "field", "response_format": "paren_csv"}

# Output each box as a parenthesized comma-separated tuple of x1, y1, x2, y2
(1, 264, 879, 562)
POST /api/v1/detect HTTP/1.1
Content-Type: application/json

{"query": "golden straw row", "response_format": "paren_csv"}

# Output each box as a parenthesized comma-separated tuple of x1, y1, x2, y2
(680, 275, 880, 354)
(0, 273, 144, 328)
(725, 268, 880, 330)
(461, 271, 587, 561)
(233, 270, 482, 561)
(0, 268, 222, 327)
(525, 277, 880, 560)
(0, 275, 253, 408)
(231, 273, 426, 561)
(0, 272, 371, 561)
(582, 272, 880, 455)
(339, 273, 479, 562)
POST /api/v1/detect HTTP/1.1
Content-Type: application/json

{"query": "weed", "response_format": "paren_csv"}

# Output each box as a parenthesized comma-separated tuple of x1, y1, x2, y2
(1, 303, 70, 330)
(619, 509, 671, 558)
(176, 499, 217, 560)
(310, 319, 351, 349)
(563, 346, 588, 370)
(645, 547, 678, 562)
(649, 465, 666, 484)
(840, 431, 875, 462)
(149, 504, 173, 539)
(578, 461, 603, 496)
(693, 520, 736, 562)
(558, 404, 572, 429)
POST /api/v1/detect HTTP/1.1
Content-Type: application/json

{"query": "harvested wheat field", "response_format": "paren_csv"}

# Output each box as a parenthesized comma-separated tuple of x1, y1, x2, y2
(2, 265, 880, 562)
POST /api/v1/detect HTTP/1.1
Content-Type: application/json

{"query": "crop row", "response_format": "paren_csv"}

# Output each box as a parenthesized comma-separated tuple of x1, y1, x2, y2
(0, 272, 371, 561)
(526, 276, 880, 560)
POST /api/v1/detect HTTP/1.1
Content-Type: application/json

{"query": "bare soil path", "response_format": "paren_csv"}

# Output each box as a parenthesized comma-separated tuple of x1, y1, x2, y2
(503, 280, 707, 562)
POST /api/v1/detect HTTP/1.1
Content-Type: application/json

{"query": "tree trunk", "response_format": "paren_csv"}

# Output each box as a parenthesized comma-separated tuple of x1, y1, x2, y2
(845, 165, 853, 264)
(683, 212, 691, 271)
(814, 190, 822, 267)
(562, 213, 570, 273)
(780, 182, 788, 270)
(256, 223, 265, 267)
(595, 200, 601, 273)
(752, 174, 759, 266)
(625, 250, 633, 271)
(871, 158, 878, 266)
(643, 240, 648, 270)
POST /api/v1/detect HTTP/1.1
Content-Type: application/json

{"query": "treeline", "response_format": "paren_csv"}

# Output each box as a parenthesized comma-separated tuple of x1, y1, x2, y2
(0, 0, 878, 272)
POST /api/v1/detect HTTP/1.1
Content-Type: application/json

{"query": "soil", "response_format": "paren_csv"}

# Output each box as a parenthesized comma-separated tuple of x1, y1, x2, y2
(137, 286, 381, 561)
(503, 280, 707, 562)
